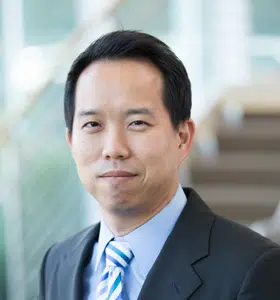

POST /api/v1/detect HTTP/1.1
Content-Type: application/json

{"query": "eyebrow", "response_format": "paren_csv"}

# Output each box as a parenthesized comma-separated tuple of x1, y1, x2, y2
(77, 108, 155, 118)
(77, 109, 100, 118)
(125, 108, 155, 118)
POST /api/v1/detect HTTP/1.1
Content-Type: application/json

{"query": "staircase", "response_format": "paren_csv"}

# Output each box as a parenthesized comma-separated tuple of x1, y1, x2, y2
(191, 111, 280, 223)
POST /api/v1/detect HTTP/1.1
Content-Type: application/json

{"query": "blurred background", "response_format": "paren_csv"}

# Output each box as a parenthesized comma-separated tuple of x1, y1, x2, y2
(0, 0, 280, 299)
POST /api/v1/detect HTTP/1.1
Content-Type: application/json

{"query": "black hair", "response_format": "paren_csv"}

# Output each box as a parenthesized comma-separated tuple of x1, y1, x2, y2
(64, 30, 192, 135)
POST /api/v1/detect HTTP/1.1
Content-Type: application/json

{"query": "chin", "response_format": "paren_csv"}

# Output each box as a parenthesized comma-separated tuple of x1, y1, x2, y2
(108, 202, 140, 217)
(102, 182, 136, 197)
(100, 192, 139, 214)
(90, 184, 142, 212)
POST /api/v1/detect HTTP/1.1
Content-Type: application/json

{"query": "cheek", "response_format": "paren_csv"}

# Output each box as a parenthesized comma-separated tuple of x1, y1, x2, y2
(132, 133, 177, 172)
(71, 137, 100, 193)
(72, 134, 99, 167)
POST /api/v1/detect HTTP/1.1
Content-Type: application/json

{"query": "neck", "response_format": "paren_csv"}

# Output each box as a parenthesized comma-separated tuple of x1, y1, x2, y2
(101, 184, 179, 236)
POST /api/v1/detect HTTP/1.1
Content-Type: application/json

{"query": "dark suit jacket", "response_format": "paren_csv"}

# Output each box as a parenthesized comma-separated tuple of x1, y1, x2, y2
(39, 188, 280, 299)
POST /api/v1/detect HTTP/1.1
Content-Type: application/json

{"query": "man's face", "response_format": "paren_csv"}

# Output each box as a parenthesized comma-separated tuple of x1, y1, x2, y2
(67, 59, 194, 217)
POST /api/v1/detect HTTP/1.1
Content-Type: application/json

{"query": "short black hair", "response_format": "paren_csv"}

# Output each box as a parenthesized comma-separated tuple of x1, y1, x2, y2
(64, 30, 192, 135)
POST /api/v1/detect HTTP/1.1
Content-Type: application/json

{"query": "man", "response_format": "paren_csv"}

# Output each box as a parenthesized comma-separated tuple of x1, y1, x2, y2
(39, 30, 280, 300)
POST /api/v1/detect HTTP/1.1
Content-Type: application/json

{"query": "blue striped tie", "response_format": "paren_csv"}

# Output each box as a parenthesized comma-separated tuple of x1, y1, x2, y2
(96, 240, 134, 300)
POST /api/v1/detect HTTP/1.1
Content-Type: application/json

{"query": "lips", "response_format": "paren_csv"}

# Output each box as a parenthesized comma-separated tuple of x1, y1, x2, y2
(100, 170, 137, 177)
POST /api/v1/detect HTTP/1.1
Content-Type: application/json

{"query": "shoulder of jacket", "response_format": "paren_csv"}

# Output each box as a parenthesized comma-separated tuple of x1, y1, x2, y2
(212, 214, 279, 255)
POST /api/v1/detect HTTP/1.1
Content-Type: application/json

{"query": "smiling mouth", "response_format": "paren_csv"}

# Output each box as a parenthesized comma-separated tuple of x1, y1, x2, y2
(99, 171, 137, 183)
(100, 171, 137, 178)
(103, 175, 137, 178)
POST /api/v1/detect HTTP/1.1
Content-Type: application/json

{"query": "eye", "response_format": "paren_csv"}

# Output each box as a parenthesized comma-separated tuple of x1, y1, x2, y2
(130, 120, 149, 126)
(129, 120, 150, 131)
(83, 122, 101, 130)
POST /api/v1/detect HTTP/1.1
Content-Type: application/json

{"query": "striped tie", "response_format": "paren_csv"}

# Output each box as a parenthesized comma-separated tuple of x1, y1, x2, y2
(96, 240, 134, 300)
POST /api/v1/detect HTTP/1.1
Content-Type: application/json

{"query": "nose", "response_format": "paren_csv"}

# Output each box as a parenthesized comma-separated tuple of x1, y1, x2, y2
(102, 127, 130, 160)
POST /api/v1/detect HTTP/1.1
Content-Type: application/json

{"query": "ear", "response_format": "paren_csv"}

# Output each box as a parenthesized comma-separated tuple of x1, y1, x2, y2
(177, 118, 195, 164)
(66, 128, 72, 148)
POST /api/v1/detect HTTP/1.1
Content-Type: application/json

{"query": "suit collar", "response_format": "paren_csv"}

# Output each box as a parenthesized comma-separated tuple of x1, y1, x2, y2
(59, 223, 100, 300)
(138, 188, 215, 300)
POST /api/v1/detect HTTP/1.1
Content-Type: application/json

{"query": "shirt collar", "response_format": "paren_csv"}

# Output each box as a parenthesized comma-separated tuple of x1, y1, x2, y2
(95, 184, 187, 276)
(94, 217, 114, 271)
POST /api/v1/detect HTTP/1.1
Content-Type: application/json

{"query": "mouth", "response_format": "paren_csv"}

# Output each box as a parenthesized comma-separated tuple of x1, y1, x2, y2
(100, 170, 137, 178)
(99, 170, 138, 183)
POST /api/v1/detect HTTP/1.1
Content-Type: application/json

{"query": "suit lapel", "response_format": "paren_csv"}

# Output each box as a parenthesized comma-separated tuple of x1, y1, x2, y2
(138, 188, 215, 300)
(59, 223, 100, 300)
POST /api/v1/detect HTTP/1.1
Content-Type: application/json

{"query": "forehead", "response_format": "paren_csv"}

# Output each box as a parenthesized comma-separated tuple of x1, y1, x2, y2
(75, 59, 164, 110)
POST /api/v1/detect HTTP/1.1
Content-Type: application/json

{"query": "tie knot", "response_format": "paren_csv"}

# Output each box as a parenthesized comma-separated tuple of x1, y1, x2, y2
(105, 240, 134, 269)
